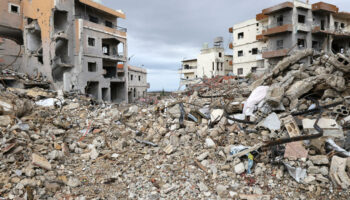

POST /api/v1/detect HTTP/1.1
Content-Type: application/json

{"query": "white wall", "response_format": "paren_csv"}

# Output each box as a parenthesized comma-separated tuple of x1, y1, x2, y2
(232, 18, 267, 76)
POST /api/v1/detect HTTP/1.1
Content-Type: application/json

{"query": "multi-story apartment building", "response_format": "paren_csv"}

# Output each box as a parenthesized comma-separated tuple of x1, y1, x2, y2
(128, 65, 149, 103)
(229, 0, 350, 75)
(0, 0, 128, 103)
(229, 17, 268, 77)
(179, 38, 233, 87)
(261, 0, 350, 65)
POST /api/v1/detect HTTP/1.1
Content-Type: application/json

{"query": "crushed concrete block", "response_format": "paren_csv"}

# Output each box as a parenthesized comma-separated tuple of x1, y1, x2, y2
(283, 116, 308, 159)
(210, 109, 224, 123)
(272, 49, 313, 76)
(205, 138, 216, 148)
(196, 152, 209, 161)
(309, 155, 329, 165)
(265, 85, 284, 107)
(329, 156, 350, 189)
(32, 153, 51, 170)
(0, 115, 12, 126)
(258, 112, 281, 131)
(234, 162, 245, 174)
(163, 144, 175, 155)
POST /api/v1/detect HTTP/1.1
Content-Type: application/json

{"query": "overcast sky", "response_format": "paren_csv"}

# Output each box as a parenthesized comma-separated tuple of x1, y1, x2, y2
(99, 0, 348, 91)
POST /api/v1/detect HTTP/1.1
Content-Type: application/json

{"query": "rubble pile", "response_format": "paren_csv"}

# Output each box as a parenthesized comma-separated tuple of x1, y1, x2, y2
(0, 50, 350, 199)
(0, 69, 50, 89)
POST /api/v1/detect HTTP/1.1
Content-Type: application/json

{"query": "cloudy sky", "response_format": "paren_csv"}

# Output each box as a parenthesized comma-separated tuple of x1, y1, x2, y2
(99, 0, 348, 91)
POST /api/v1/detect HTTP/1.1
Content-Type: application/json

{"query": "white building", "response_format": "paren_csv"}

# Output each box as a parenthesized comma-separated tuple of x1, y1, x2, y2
(127, 65, 149, 103)
(229, 14, 268, 77)
(179, 38, 233, 88)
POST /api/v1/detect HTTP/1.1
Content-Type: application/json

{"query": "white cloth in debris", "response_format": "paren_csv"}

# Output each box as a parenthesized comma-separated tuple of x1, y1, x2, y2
(243, 86, 269, 116)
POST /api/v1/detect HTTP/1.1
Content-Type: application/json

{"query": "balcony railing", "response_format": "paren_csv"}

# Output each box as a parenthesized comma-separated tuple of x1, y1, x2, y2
(312, 23, 350, 36)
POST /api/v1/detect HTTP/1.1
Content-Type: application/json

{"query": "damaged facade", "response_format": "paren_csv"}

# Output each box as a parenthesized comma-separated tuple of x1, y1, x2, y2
(0, 0, 128, 103)
(127, 65, 149, 103)
(179, 37, 233, 88)
(229, 0, 350, 75)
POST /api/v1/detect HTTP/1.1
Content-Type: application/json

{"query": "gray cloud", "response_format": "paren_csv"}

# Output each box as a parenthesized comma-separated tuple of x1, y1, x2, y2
(100, 0, 349, 91)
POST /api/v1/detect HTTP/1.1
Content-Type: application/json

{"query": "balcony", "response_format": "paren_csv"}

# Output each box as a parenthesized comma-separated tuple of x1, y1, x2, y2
(82, 20, 127, 38)
(262, 2, 294, 15)
(312, 2, 338, 13)
(263, 23, 293, 36)
(256, 33, 268, 41)
(256, 13, 268, 21)
(179, 66, 197, 74)
(312, 24, 350, 37)
(262, 48, 289, 59)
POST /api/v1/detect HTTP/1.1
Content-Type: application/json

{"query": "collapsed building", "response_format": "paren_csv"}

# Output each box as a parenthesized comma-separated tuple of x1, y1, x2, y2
(0, 0, 129, 103)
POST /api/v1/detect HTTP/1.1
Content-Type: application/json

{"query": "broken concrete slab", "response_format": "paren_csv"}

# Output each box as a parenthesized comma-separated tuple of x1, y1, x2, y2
(32, 153, 51, 170)
(283, 116, 308, 159)
(258, 112, 281, 131)
(329, 156, 350, 189)
(303, 118, 344, 138)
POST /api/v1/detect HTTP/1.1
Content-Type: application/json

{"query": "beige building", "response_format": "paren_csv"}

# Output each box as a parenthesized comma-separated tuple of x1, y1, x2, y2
(0, 0, 128, 103)
(128, 65, 149, 103)
(229, 16, 268, 77)
(179, 38, 233, 87)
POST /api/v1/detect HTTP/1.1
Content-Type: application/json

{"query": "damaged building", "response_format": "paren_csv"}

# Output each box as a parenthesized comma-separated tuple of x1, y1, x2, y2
(229, 0, 350, 75)
(127, 65, 149, 103)
(0, 0, 128, 103)
(179, 37, 233, 88)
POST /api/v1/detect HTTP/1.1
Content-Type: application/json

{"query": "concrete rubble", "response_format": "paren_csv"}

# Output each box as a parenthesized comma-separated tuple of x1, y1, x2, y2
(0, 49, 350, 199)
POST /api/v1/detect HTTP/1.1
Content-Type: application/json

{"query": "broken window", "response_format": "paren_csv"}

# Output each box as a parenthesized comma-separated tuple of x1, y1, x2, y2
(238, 32, 244, 39)
(335, 21, 339, 30)
(298, 15, 305, 24)
(89, 15, 99, 23)
(9, 4, 19, 14)
(103, 66, 116, 78)
(54, 10, 68, 32)
(105, 21, 113, 28)
(238, 50, 243, 57)
(102, 44, 110, 55)
(298, 39, 305, 48)
(102, 88, 108, 101)
(252, 48, 258, 55)
(341, 23, 345, 29)
(238, 68, 243, 75)
(276, 40, 284, 50)
(88, 62, 97, 72)
(312, 41, 319, 49)
(321, 20, 325, 30)
(85, 82, 99, 99)
(88, 37, 95, 47)
(219, 52, 222, 57)
(277, 15, 284, 26)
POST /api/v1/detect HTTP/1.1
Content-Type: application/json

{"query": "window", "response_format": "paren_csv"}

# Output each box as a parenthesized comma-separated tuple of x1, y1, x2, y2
(102, 44, 110, 55)
(277, 40, 284, 50)
(238, 32, 244, 39)
(341, 23, 345, 29)
(89, 15, 99, 23)
(131, 74, 133, 80)
(335, 22, 339, 29)
(88, 62, 97, 72)
(312, 41, 319, 49)
(252, 48, 258, 55)
(105, 21, 113, 28)
(238, 68, 243, 75)
(219, 52, 222, 57)
(212, 62, 214, 71)
(251, 67, 257, 73)
(238, 50, 243, 57)
(138, 76, 141, 81)
(298, 39, 305, 48)
(88, 37, 95, 46)
(217, 62, 219, 71)
(298, 15, 305, 24)
(9, 4, 19, 14)
(277, 15, 284, 26)
(256, 23, 259, 27)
